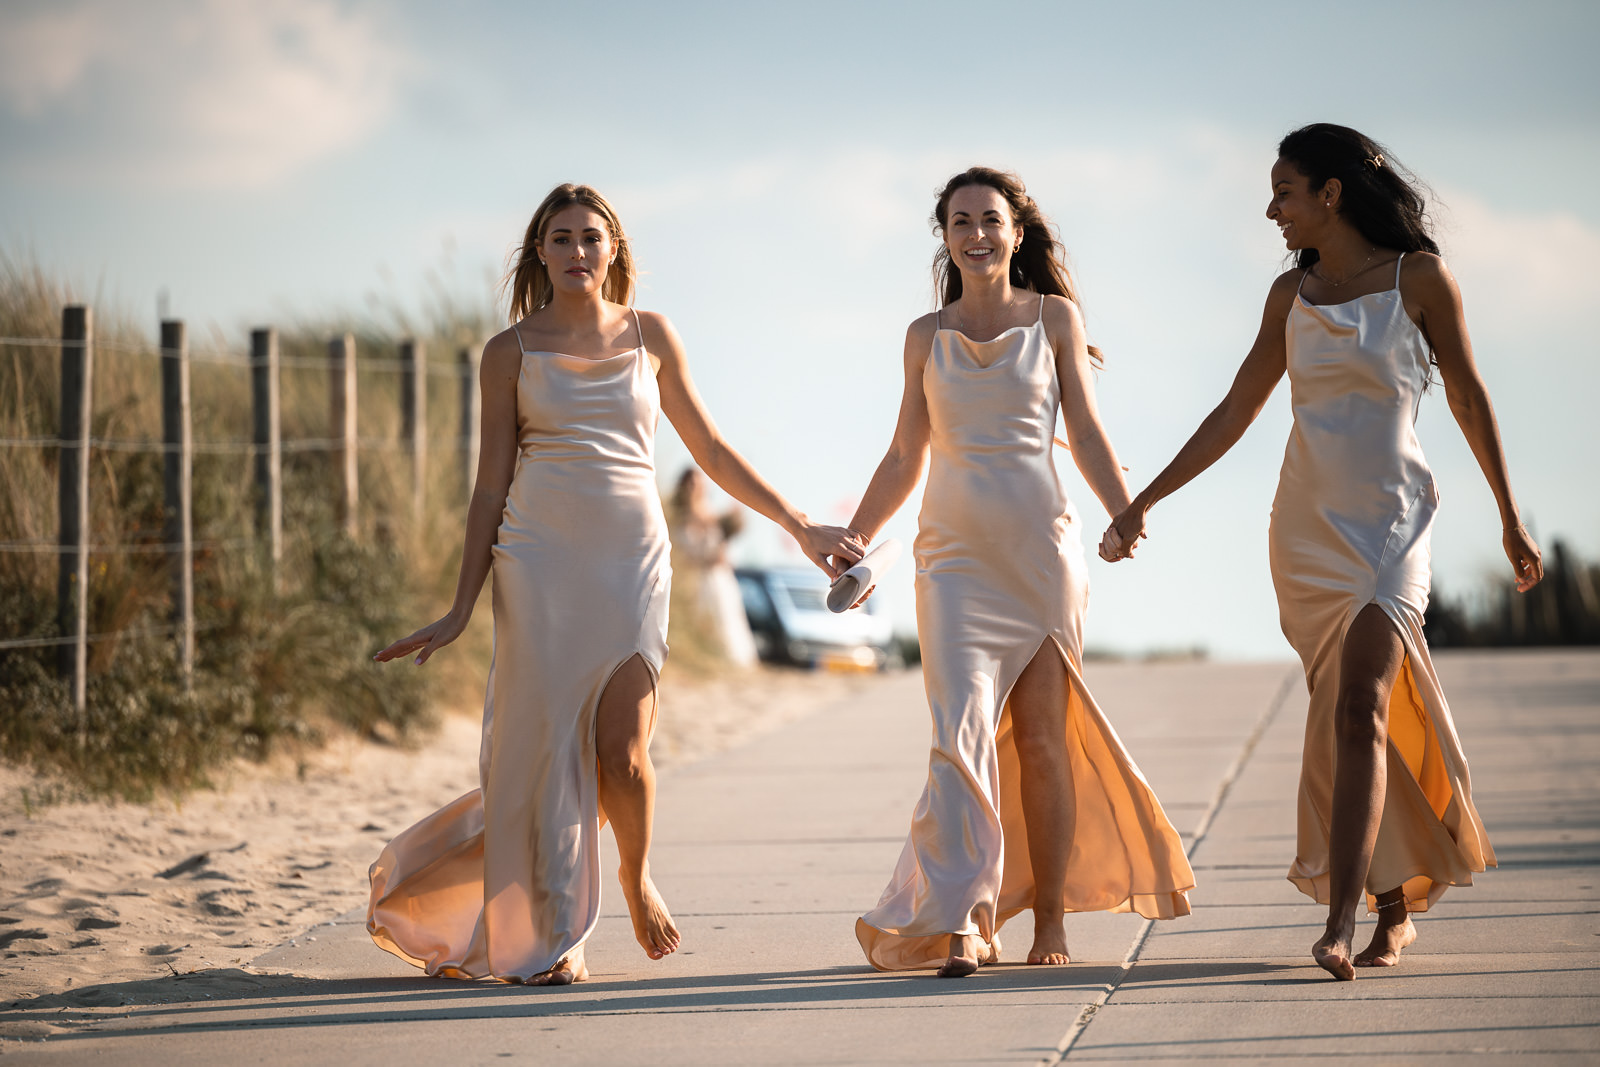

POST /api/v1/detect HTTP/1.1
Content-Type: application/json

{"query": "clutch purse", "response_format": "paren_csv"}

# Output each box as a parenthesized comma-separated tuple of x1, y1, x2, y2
(827, 539, 902, 613)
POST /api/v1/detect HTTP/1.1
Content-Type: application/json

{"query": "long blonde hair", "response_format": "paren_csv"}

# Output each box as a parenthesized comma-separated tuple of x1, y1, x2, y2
(505, 183, 635, 322)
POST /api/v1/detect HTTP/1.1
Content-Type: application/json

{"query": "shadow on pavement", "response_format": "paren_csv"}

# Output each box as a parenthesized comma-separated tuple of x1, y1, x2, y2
(5, 961, 1136, 1043)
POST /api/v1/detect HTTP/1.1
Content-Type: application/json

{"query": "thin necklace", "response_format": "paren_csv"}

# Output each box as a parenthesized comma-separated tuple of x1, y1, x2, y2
(1312, 247, 1377, 287)
(952, 292, 1025, 335)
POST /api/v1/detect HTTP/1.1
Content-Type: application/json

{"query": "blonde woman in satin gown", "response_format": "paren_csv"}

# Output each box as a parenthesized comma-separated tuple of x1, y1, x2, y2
(845, 167, 1194, 978)
(1104, 124, 1543, 981)
(368, 184, 863, 985)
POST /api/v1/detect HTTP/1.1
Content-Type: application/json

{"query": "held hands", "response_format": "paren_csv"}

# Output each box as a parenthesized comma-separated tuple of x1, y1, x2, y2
(796, 522, 866, 578)
(1099, 503, 1149, 563)
(1504, 525, 1543, 593)
(830, 528, 876, 609)
(374, 611, 469, 666)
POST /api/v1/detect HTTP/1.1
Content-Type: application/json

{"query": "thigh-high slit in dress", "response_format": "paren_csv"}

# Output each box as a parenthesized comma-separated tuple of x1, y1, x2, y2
(1272, 256, 1494, 912)
(367, 310, 671, 981)
(856, 298, 1195, 971)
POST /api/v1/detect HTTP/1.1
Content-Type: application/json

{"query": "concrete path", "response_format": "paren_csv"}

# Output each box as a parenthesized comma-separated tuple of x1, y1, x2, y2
(3, 651, 1597, 1064)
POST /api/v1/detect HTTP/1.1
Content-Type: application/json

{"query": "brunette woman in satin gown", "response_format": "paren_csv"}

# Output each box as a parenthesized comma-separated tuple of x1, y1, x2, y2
(846, 168, 1194, 978)
(1102, 124, 1543, 980)
(368, 184, 863, 985)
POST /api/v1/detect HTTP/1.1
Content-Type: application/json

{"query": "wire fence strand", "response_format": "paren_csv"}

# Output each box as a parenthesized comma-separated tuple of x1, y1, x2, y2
(0, 620, 225, 652)
(0, 538, 257, 555)
(3, 336, 480, 373)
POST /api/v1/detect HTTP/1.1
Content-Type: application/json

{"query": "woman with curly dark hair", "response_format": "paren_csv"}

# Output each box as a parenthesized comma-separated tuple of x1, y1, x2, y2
(1103, 124, 1542, 979)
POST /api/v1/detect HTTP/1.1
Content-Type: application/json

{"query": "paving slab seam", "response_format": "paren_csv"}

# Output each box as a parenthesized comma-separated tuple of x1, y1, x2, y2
(1040, 666, 1300, 1066)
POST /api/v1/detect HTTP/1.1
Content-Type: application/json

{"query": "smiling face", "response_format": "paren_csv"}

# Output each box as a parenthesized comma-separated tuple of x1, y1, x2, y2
(943, 184, 1020, 283)
(1266, 158, 1336, 252)
(539, 204, 616, 297)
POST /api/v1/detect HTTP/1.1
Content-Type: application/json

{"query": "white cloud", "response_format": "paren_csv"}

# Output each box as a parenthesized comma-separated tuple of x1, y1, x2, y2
(0, 4, 102, 115)
(0, 0, 409, 189)
(1435, 189, 1600, 320)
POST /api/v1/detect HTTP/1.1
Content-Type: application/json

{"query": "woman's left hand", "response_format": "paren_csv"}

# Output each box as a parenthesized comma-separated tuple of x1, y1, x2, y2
(796, 523, 866, 577)
(1099, 502, 1148, 562)
(1504, 525, 1543, 592)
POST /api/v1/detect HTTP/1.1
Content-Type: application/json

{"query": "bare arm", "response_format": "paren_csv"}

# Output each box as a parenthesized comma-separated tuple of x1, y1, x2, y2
(648, 311, 864, 575)
(846, 316, 936, 542)
(1407, 254, 1542, 590)
(1102, 270, 1296, 559)
(1047, 296, 1131, 519)
(376, 331, 521, 663)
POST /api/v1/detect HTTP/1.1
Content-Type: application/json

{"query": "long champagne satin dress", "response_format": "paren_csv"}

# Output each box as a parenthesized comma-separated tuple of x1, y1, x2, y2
(856, 297, 1195, 972)
(367, 311, 671, 981)
(1272, 256, 1493, 912)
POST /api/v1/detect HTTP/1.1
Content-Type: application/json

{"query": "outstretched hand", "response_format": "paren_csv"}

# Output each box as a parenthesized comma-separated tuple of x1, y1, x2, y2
(797, 523, 866, 578)
(1099, 505, 1148, 563)
(374, 612, 469, 666)
(1504, 525, 1543, 593)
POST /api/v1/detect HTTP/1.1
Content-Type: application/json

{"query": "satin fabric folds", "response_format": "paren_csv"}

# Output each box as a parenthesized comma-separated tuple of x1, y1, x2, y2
(368, 331, 670, 981)
(1271, 264, 1493, 913)
(857, 305, 1194, 972)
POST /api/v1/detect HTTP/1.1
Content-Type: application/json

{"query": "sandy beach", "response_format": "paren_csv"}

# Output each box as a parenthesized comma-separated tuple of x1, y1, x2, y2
(0, 664, 884, 1013)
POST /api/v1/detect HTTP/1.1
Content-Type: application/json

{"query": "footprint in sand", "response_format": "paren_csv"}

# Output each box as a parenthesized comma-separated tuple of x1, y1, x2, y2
(197, 889, 254, 917)
(0, 929, 48, 951)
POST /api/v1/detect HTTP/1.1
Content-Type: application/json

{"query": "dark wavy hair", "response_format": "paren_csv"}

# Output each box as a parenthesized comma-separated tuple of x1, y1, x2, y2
(931, 167, 1102, 366)
(1277, 124, 1440, 270)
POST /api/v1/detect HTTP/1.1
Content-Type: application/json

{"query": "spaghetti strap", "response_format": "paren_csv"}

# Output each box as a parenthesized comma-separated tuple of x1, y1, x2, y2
(1036, 294, 1045, 323)
(510, 321, 528, 354)
(629, 306, 644, 350)
(935, 307, 942, 330)
(1296, 269, 1310, 297)
(1393, 252, 1406, 288)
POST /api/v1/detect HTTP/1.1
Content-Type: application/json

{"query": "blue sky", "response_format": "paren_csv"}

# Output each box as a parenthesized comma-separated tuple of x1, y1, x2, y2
(3, 0, 1596, 657)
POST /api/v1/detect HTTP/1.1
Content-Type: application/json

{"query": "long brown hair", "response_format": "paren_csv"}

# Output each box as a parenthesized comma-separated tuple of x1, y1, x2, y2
(931, 166, 1101, 366)
(504, 183, 635, 322)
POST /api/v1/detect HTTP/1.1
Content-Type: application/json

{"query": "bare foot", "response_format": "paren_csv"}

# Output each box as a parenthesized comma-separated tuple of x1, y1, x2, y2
(525, 950, 588, 986)
(936, 933, 982, 978)
(620, 869, 680, 960)
(1027, 917, 1071, 966)
(1355, 913, 1416, 968)
(1312, 926, 1355, 981)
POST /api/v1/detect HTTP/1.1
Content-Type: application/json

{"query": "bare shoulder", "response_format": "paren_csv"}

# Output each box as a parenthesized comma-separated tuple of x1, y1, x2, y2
(1263, 268, 1305, 317)
(904, 312, 939, 366)
(632, 307, 682, 352)
(1041, 293, 1086, 333)
(1398, 251, 1455, 294)
(480, 327, 524, 380)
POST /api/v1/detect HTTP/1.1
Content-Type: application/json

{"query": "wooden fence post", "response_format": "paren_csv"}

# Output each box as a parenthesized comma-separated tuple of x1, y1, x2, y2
(160, 319, 194, 690)
(459, 345, 479, 504)
(250, 328, 281, 588)
(399, 339, 426, 526)
(329, 333, 357, 537)
(57, 305, 91, 710)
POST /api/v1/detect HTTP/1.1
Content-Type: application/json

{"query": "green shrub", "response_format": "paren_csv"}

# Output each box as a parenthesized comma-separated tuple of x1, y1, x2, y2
(0, 253, 480, 798)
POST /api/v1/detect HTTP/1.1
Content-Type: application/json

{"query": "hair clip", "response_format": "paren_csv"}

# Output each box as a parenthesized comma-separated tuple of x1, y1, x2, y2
(1365, 153, 1386, 171)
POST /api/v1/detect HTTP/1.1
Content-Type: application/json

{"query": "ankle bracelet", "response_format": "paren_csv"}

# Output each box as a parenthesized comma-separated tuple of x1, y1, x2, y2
(1375, 899, 1407, 910)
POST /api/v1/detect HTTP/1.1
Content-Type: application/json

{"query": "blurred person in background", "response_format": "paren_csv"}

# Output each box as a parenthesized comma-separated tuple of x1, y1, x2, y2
(670, 466, 759, 668)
